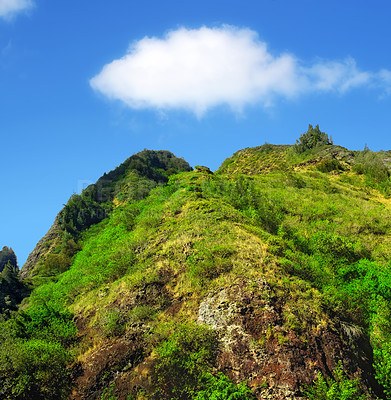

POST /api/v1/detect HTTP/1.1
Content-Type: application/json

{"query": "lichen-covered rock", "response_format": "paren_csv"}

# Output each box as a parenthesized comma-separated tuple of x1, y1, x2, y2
(198, 279, 382, 399)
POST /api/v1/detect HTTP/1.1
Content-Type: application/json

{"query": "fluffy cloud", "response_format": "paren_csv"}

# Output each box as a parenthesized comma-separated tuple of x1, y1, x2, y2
(0, 0, 33, 19)
(303, 58, 372, 93)
(90, 25, 389, 116)
(378, 69, 391, 94)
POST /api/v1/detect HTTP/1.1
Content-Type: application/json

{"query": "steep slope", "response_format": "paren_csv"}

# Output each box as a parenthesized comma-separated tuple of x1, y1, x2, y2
(3, 131, 391, 400)
(21, 150, 192, 279)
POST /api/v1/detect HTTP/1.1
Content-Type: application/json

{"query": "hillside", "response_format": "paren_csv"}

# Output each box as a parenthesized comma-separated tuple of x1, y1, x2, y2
(2, 126, 391, 399)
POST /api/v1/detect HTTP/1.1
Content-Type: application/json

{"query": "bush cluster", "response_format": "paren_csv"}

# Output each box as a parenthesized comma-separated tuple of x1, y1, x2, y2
(0, 304, 76, 399)
(152, 323, 254, 400)
(303, 361, 367, 400)
(353, 148, 391, 195)
(202, 176, 283, 234)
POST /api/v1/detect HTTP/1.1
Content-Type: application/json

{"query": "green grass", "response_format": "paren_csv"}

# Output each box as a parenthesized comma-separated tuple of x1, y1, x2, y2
(4, 144, 391, 399)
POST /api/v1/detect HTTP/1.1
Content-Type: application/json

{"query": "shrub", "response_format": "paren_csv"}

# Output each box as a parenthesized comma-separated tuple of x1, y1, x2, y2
(15, 304, 77, 346)
(0, 263, 29, 315)
(153, 324, 253, 400)
(128, 305, 157, 323)
(353, 148, 391, 195)
(308, 232, 357, 263)
(0, 246, 17, 272)
(202, 176, 283, 234)
(303, 361, 367, 400)
(316, 158, 344, 173)
(101, 310, 125, 338)
(59, 189, 110, 237)
(258, 142, 274, 154)
(39, 253, 72, 276)
(195, 373, 254, 400)
(187, 244, 235, 281)
(353, 150, 389, 184)
(100, 382, 117, 400)
(0, 302, 76, 399)
(374, 342, 391, 399)
(0, 337, 72, 400)
(153, 323, 218, 399)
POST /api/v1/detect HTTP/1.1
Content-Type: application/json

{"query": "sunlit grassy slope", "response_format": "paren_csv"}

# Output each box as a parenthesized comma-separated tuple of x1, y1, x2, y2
(3, 139, 391, 399)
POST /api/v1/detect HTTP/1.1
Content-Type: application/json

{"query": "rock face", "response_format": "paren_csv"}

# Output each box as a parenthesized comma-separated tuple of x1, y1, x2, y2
(69, 275, 175, 400)
(198, 279, 382, 399)
(20, 216, 61, 278)
(71, 334, 148, 400)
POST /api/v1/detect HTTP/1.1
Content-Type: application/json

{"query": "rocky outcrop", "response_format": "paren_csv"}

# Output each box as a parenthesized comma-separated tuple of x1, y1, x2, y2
(198, 279, 382, 399)
(71, 333, 148, 400)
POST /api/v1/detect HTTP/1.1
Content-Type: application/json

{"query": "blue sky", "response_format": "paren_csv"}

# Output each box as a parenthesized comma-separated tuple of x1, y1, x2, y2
(1, 0, 391, 266)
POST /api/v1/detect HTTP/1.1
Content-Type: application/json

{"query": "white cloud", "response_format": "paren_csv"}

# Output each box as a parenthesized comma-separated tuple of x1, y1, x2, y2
(303, 58, 372, 93)
(378, 69, 391, 95)
(90, 25, 391, 116)
(0, 0, 33, 19)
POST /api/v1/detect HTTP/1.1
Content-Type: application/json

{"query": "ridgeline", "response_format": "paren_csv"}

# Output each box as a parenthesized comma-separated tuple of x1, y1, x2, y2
(2, 125, 391, 399)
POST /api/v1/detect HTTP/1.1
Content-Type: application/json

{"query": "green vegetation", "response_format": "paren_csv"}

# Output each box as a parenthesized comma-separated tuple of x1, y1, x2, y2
(30, 150, 192, 279)
(0, 246, 17, 272)
(194, 374, 254, 400)
(0, 304, 76, 399)
(0, 247, 28, 315)
(152, 323, 254, 400)
(316, 158, 344, 173)
(374, 342, 391, 399)
(153, 323, 218, 399)
(353, 148, 391, 195)
(3, 136, 391, 399)
(201, 174, 283, 234)
(303, 362, 367, 400)
(293, 124, 333, 154)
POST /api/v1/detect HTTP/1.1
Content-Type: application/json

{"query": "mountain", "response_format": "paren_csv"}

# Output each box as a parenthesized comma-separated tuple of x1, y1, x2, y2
(0, 247, 28, 316)
(0, 246, 18, 273)
(2, 126, 391, 400)
(21, 149, 192, 279)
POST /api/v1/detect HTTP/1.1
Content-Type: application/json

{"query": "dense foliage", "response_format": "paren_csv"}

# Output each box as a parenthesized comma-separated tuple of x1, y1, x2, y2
(353, 148, 391, 195)
(293, 124, 333, 154)
(0, 265, 28, 315)
(0, 304, 76, 399)
(0, 246, 17, 272)
(153, 323, 254, 400)
(59, 150, 192, 239)
(304, 362, 367, 400)
(0, 247, 28, 315)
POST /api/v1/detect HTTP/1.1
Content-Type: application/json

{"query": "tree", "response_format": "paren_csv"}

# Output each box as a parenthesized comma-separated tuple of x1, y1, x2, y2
(0, 246, 17, 273)
(293, 125, 333, 154)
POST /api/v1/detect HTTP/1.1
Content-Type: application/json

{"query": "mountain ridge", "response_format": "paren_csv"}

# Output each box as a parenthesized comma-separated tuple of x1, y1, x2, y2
(2, 127, 391, 400)
(21, 149, 192, 279)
